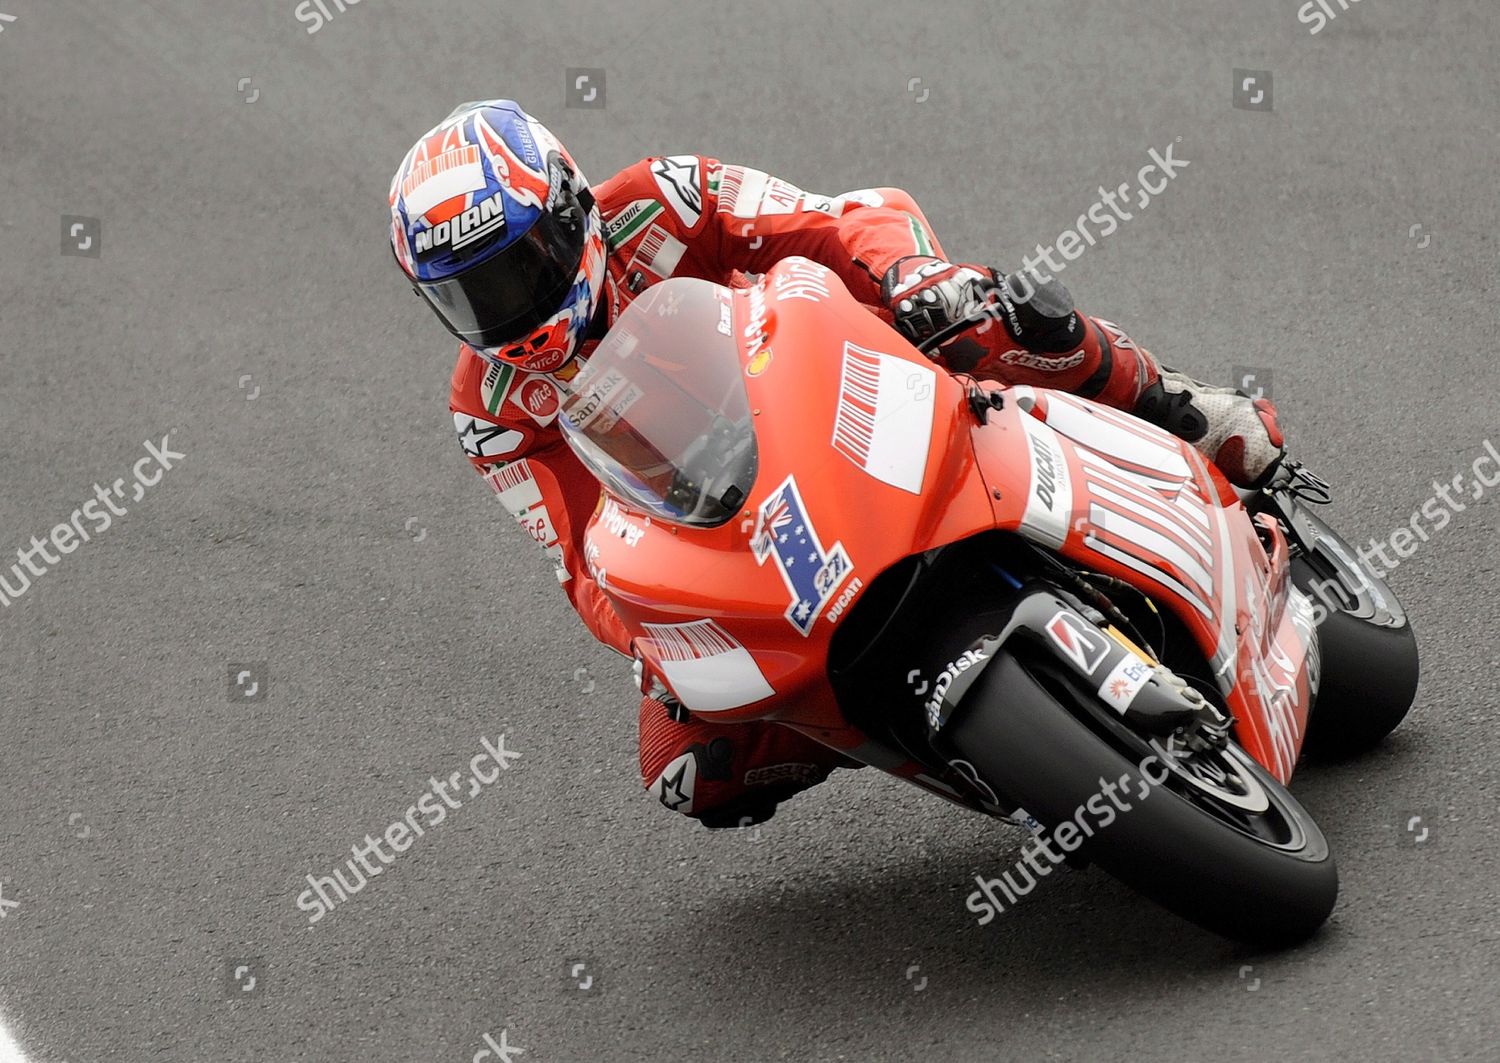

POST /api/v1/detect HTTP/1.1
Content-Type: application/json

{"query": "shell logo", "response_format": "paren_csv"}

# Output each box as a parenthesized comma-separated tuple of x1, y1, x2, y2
(746, 349, 774, 377)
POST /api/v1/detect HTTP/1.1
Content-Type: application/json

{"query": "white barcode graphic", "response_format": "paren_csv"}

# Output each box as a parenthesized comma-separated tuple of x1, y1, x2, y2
(832, 346, 881, 465)
(637, 226, 666, 262)
(402, 145, 479, 197)
(485, 459, 545, 520)
(402, 145, 485, 217)
(830, 342, 935, 494)
(727, 168, 771, 219)
(630, 227, 686, 277)
(718, 166, 744, 211)
(642, 619, 738, 662)
(640, 619, 774, 712)
(487, 460, 533, 494)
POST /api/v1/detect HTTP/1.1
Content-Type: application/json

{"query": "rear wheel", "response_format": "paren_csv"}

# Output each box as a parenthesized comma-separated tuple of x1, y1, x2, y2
(1249, 470, 1420, 758)
(941, 652, 1338, 946)
(1292, 556, 1420, 758)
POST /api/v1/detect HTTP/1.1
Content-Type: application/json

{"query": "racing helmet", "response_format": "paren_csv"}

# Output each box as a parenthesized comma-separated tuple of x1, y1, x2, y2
(389, 99, 606, 374)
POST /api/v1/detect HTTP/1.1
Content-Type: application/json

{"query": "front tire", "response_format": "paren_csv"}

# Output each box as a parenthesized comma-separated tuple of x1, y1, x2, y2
(941, 652, 1338, 946)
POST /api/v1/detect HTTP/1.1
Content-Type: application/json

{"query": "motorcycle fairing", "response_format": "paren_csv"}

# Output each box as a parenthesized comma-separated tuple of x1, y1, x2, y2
(971, 387, 1318, 782)
(576, 261, 1316, 785)
(587, 264, 997, 728)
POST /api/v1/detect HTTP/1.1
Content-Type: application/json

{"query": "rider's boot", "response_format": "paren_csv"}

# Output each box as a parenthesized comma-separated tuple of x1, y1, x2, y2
(1131, 366, 1286, 489)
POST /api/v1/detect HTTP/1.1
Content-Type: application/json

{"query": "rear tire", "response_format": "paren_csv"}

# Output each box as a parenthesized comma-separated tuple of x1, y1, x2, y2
(941, 653, 1338, 947)
(1293, 557, 1420, 759)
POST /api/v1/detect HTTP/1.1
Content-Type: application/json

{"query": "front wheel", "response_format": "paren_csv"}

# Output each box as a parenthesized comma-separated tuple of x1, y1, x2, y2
(940, 653, 1338, 946)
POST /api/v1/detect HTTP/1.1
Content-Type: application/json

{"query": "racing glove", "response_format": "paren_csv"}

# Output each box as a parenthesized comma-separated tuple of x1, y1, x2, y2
(881, 257, 1089, 371)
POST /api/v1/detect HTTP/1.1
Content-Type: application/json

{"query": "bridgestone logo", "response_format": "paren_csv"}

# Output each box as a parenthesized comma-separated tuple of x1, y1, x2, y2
(415, 190, 507, 254)
(605, 199, 660, 243)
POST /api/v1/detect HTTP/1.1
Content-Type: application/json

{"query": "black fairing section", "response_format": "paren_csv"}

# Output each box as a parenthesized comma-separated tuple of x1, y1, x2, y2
(827, 536, 1027, 748)
(826, 533, 1200, 811)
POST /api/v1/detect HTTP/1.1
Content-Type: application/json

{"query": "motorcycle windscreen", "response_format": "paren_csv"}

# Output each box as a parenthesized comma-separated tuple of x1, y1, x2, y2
(558, 278, 758, 528)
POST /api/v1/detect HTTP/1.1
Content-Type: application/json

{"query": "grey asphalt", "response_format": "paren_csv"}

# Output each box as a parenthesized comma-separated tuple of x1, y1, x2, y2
(1, 0, 1498, 1060)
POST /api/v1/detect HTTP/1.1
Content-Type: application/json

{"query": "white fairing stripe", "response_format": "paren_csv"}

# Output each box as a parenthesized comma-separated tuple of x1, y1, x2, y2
(1043, 394, 1193, 482)
(1085, 482, 1215, 568)
(1206, 497, 1240, 694)
(1087, 504, 1215, 604)
(1086, 530, 1214, 619)
(1018, 416, 1072, 549)
(1077, 449, 1212, 535)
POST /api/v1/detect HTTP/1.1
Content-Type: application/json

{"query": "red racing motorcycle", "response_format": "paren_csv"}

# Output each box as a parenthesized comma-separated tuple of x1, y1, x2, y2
(558, 258, 1419, 946)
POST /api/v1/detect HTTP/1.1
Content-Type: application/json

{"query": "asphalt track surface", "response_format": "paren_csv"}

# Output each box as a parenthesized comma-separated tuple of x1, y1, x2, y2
(2, 1, 1498, 1060)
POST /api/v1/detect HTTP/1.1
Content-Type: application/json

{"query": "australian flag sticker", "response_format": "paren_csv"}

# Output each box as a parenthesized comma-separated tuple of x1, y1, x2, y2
(751, 475, 853, 635)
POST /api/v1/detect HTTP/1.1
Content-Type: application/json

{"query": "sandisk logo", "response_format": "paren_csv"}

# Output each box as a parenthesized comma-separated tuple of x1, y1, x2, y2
(414, 190, 507, 254)
(923, 648, 988, 723)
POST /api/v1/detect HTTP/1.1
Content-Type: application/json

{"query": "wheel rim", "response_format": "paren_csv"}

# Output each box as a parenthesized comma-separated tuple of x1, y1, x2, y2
(1144, 736, 1315, 854)
(1148, 732, 1270, 813)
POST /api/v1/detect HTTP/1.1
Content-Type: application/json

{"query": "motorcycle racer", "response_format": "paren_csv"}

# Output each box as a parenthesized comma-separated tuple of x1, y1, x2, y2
(389, 99, 1286, 828)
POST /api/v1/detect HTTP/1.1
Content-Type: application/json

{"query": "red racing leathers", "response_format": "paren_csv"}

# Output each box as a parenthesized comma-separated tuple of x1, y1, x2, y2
(448, 156, 1158, 826)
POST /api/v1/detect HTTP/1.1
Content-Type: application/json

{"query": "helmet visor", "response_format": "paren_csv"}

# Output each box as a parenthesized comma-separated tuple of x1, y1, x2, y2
(412, 168, 589, 349)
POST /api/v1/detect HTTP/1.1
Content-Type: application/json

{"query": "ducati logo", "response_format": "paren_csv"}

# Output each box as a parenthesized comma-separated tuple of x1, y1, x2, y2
(1033, 437, 1061, 510)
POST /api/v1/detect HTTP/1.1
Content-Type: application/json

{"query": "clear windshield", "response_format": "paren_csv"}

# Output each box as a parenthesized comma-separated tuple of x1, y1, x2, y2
(558, 279, 758, 527)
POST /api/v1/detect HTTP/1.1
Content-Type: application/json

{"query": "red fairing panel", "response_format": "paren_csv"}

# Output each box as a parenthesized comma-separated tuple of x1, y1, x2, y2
(972, 386, 1316, 782)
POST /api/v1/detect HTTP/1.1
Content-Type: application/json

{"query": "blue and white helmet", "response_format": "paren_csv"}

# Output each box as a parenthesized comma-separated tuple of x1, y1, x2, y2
(389, 100, 606, 373)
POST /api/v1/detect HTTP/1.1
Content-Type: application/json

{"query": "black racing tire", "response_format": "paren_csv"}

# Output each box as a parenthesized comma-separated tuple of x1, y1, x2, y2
(942, 652, 1338, 947)
(1293, 557, 1420, 759)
